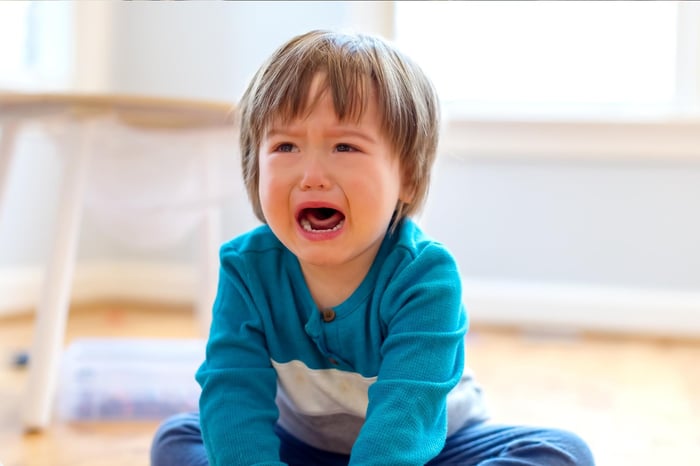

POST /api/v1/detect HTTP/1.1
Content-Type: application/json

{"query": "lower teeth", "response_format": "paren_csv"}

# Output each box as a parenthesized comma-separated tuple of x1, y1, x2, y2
(300, 218, 344, 232)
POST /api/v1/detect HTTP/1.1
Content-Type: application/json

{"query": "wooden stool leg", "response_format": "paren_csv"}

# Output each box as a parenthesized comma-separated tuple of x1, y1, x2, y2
(0, 120, 20, 226)
(22, 121, 95, 431)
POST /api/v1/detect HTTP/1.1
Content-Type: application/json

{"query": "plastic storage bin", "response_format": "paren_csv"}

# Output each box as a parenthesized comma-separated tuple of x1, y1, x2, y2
(55, 338, 205, 421)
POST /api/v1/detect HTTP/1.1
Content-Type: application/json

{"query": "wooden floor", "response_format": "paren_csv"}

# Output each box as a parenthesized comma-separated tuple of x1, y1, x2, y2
(1, 302, 699, 466)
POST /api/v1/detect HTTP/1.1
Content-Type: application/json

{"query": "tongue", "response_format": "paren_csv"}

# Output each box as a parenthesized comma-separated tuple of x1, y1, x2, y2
(305, 208, 344, 230)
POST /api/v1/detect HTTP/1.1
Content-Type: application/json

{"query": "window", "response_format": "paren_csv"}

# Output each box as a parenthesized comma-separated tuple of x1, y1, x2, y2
(395, 1, 696, 119)
(0, 1, 73, 91)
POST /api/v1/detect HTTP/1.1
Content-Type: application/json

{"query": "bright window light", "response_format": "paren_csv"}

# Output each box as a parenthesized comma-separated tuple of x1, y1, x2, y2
(395, 1, 680, 118)
(0, 2, 32, 81)
(0, 1, 72, 91)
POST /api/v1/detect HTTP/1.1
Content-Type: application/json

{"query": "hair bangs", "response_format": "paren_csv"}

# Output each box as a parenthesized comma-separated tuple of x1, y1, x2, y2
(257, 53, 376, 133)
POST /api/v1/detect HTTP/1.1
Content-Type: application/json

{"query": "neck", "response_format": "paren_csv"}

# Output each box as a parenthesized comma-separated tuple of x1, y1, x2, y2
(299, 244, 379, 310)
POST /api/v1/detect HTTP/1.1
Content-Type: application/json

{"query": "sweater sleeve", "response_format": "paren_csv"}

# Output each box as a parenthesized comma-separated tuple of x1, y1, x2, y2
(195, 255, 284, 466)
(349, 245, 467, 465)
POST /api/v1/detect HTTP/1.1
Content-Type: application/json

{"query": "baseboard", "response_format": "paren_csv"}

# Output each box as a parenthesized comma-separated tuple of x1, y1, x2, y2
(1, 263, 698, 337)
(462, 278, 700, 338)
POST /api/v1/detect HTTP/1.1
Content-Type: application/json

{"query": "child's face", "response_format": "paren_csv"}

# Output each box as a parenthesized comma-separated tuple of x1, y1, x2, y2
(258, 75, 409, 274)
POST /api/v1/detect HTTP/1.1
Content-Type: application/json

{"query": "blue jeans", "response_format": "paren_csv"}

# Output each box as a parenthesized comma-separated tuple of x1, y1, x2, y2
(151, 412, 594, 465)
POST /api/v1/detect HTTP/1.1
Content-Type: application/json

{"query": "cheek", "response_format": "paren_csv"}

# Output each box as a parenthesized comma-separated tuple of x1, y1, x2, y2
(257, 157, 280, 193)
(257, 164, 278, 209)
(257, 165, 269, 202)
(350, 165, 402, 206)
(257, 163, 293, 223)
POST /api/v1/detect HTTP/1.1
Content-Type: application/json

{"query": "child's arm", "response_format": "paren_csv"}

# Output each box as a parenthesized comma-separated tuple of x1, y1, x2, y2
(350, 245, 467, 465)
(195, 260, 284, 466)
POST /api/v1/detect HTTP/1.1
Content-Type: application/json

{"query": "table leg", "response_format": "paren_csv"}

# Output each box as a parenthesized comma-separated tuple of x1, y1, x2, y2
(22, 121, 95, 431)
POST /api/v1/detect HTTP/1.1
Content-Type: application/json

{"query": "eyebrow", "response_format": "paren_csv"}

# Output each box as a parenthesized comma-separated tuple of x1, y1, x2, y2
(265, 126, 379, 144)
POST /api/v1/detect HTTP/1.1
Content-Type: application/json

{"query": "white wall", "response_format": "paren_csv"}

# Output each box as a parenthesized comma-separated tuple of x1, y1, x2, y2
(425, 155, 700, 291)
(1, 1, 699, 336)
(422, 150, 700, 336)
(77, 1, 395, 101)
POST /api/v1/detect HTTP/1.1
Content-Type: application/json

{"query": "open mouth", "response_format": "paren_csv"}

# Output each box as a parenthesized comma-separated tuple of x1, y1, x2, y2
(297, 207, 345, 233)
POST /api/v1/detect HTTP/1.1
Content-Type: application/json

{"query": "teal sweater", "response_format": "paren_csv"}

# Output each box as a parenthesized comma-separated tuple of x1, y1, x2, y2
(196, 219, 486, 465)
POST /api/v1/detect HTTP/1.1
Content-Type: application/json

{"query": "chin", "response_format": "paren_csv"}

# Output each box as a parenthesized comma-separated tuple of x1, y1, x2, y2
(296, 251, 346, 268)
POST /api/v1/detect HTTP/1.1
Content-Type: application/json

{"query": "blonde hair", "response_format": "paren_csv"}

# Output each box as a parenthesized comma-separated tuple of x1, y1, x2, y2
(239, 29, 440, 227)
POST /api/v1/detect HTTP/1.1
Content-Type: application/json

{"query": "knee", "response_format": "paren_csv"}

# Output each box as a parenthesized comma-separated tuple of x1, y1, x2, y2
(151, 412, 205, 466)
(552, 428, 595, 466)
(507, 428, 595, 466)
(152, 412, 201, 448)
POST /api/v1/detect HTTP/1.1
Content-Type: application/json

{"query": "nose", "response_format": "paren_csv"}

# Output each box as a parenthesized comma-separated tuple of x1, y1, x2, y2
(299, 154, 331, 191)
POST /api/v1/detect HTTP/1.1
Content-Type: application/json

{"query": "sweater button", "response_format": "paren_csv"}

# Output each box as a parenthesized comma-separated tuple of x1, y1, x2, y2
(321, 308, 336, 323)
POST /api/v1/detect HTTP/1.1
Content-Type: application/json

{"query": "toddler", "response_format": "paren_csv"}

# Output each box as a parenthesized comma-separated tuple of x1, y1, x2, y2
(151, 30, 594, 466)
